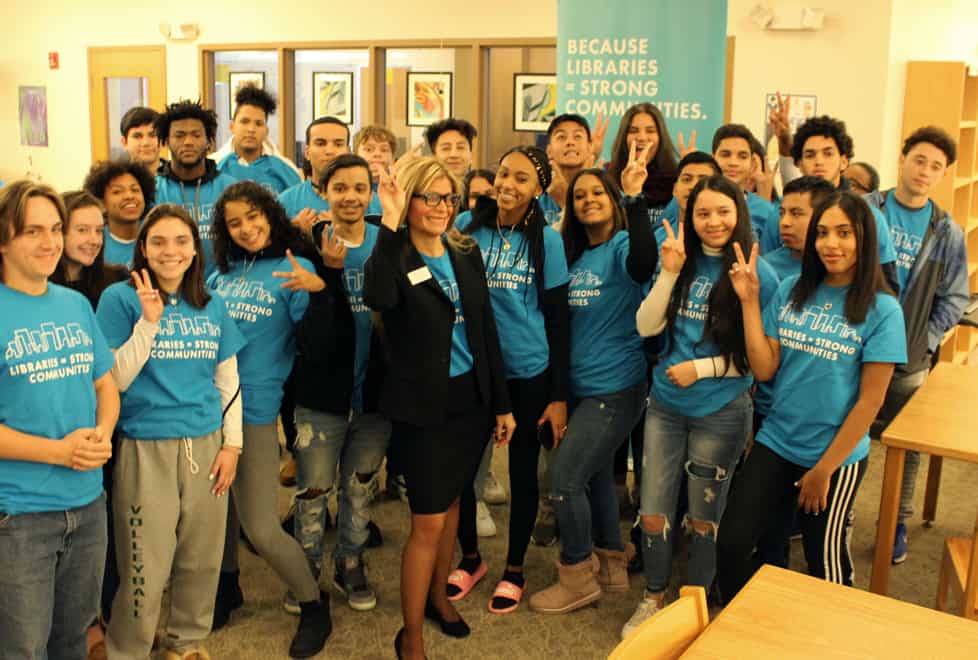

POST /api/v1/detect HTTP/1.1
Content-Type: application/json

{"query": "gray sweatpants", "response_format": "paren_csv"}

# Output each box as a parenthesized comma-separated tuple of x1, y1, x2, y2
(221, 423, 320, 601)
(106, 431, 227, 659)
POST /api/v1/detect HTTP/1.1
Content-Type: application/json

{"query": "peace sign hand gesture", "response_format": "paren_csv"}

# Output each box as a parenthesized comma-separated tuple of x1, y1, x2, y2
(729, 241, 760, 303)
(320, 230, 348, 269)
(132, 268, 163, 324)
(590, 111, 611, 160)
(621, 140, 653, 196)
(273, 249, 326, 292)
(676, 130, 698, 157)
(660, 218, 686, 274)
(769, 91, 793, 156)
(377, 167, 406, 231)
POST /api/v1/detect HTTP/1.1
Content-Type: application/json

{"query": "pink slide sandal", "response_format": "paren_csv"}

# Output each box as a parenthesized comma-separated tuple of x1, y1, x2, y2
(487, 580, 525, 614)
(447, 562, 488, 602)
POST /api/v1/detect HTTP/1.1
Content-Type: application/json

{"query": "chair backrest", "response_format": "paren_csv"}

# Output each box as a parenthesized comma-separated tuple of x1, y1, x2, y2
(966, 511, 978, 616)
(608, 586, 710, 660)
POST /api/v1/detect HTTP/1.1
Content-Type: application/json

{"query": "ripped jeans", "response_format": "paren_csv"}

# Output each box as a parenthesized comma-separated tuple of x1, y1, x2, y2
(292, 406, 391, 573)
(639, 390, 751, 593)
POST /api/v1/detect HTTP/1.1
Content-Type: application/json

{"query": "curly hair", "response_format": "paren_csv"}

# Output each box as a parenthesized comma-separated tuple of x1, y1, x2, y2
(211, 181, 307, 274)
(790, 115, 854, 164)
(155, 99, 218, 145)
(233, 84, 277, 119)
(902, 126, 957, 166)
(424, 118, 477, 151)
(82, 159, 156, 209)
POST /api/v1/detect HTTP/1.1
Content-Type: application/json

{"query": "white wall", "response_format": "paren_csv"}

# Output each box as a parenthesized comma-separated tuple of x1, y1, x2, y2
(2, 0, 973, 191)
(880, 0, 978, 187)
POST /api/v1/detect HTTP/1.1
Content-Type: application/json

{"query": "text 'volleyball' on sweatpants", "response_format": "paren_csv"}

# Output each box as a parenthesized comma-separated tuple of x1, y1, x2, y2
(106, 430, 228, 659)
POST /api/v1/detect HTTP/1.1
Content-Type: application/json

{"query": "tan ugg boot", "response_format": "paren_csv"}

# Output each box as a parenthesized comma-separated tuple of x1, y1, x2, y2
(594, 547, 630, 593)
(528, 559, 602, 614)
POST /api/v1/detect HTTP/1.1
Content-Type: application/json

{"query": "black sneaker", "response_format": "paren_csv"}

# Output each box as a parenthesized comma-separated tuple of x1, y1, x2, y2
(333, 555, 377, 611)
(289, 590, 332, 659)
(365, 520, 383, 548)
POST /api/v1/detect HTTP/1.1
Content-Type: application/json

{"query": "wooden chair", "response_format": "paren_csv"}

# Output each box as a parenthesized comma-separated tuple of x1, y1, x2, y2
(936, 511, 978, 619)
(608, 586, 709, 660)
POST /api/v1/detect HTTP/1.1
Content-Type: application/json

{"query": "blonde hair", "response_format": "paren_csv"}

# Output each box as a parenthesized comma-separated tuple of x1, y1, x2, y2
(397, 157, 475, 253)
(353, 125, 397, 153)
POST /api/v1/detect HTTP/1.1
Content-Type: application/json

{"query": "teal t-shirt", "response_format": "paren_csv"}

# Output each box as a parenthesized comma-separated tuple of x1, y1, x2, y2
(753, 247, 797, 416)
(207, 255, 313, 425)
(538, 193, 563, 225)
(216, 153, 302, 194)
(884, 190, 931, 292)
(463, 222, 569, 380)
(757, 277, 907, 468)
(103, 231, 137, 269)
(652, 253, 778, 417)
(96, 282, 247, 439)
(278, 180, 329, 219)
(421, 251, 474, 377)
(0, 284, 114, 515)
(568, 231, 649, 398)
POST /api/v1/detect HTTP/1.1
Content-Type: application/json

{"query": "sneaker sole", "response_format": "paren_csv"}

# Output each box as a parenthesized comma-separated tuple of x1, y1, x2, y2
(282, 600, 300, 616)
(530, 590, 601, 614)
(331, 578, 377, 611)
(892, 553, 908, 565)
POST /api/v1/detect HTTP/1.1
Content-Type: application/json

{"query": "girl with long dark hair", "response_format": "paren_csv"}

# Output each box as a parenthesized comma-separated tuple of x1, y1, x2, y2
(625, 176, 779, 638)
(607, 103, 679, 223)
(97, 204, 246, 660)
(717, 191, 905, 599)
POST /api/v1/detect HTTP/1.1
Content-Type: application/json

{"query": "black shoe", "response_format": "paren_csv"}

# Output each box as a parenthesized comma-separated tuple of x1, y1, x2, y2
(424, 600, 470, 638)
(365, 520, 383, 548)
(289, 590, 332, 659)
(211, 570, 244, 631)
(394, 628, 405, 660)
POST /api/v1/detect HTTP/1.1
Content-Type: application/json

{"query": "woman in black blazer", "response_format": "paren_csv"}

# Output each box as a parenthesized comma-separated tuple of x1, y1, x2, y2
(363, 157, 515, 660)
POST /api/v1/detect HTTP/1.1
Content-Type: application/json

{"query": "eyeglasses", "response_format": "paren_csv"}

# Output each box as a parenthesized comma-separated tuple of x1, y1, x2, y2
(412, 193, 462, 208)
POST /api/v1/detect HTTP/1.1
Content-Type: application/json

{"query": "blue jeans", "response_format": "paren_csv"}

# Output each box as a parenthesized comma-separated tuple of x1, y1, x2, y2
(640, 390, 751, 593)
(0, 492, 107, 660)
(293, 407, 391, 570)
(549, 381, 648, 565)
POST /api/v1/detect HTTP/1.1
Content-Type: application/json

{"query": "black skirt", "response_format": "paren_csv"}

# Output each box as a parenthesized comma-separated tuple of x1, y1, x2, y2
(394, 371, 491, 514)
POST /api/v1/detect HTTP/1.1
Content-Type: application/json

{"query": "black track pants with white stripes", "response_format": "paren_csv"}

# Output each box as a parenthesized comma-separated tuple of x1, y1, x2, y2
(716, 441, 867, 602)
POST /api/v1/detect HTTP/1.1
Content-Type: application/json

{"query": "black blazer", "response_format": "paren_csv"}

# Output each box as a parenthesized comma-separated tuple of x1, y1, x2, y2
(363, 225, 511, 427)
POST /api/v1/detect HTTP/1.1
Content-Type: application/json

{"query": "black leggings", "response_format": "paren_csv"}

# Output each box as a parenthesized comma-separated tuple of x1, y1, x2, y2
(716, 441, 866, 602)
(459, 371, 551, 567)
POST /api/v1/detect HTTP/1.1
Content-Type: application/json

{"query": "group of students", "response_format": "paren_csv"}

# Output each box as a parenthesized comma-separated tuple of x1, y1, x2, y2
(0, 79, 970, 660)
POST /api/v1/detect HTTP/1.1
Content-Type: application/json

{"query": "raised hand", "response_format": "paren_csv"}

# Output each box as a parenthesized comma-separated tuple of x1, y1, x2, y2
(291, 208, 319, 235)
(660, 217, 686, 274)
(676, 130, 698, 157)
(273, 249, 326, 292)
(377, 166, 406, 231)
(750, 155, 779, 202)
(548, 159, 568, 209)
(392, 142, 424, 174)
(320, 230, 349, 269)
(589, 111, 610, 160)
(729, 241, 760, 302)
(768, 91, 793, 156)
(621, 140, 653, 196)
(132, 268, 163, 323)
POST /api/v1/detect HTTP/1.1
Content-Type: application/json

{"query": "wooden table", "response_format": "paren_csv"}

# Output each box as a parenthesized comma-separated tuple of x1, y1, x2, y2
(681, 565, 978, 659)
(870, 362, 978, 595)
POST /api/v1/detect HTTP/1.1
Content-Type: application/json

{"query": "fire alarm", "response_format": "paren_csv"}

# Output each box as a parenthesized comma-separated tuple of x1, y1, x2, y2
(48, 52, 59, 69)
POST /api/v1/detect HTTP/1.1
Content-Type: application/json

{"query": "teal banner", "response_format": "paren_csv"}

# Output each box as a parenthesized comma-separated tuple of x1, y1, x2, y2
(557, 0, 728, 159)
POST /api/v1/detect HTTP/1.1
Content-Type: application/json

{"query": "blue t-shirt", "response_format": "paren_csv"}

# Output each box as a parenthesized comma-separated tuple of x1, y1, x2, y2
(464, 223, 569, 380)
(154, 172, 238, 277)
(753, 247, 798, 416)
(568, 231, 649, 398)
(0, 284, 114, 515)
(883, 191, 931, 292)
(278, 180, 330, 219)
(96, 282, 247, 440)
(758, 277, 907, 467)
(216, 153, 302, 194)
(207, 256, 313, 425)
(330, 223, 380, 410)
(421, 252, 474, 377)
(652, 253, 779, 417)
(104, 231, 137, 269)
(538, 193, 563, 226)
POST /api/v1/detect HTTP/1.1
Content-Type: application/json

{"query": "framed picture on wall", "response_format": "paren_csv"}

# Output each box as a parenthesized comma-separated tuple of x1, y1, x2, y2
(313, 72, 354, 124)
(228, 72, 265, 115)
(514, 73, 557, 132)
(406, 72, 452, 127)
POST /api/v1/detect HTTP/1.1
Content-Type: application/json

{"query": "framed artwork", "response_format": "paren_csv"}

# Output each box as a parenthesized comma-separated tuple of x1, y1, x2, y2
(228, 71, 265, 114)
(763, 92, 817, 146)
(19, 86, 48, 146)
(313, 72, 354, 124)
(406, 72, 452, 127)
(514, 74, 557, 132)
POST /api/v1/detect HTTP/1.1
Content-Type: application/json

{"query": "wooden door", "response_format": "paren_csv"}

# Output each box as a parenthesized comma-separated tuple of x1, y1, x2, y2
(88, 46, 167, 162)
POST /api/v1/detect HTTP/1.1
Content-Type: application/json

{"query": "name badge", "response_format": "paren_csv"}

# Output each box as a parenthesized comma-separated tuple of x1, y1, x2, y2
(408, 266, 433, 285)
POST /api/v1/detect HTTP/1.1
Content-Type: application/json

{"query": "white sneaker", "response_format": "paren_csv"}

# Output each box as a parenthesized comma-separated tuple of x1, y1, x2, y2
(476, 500, 497, 537)
(483, 471, 508, 505)
(621, 594, 663, 640)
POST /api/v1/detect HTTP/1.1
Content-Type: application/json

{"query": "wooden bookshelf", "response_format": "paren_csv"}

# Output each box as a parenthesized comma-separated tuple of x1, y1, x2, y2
(903, 61, 978, 364)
